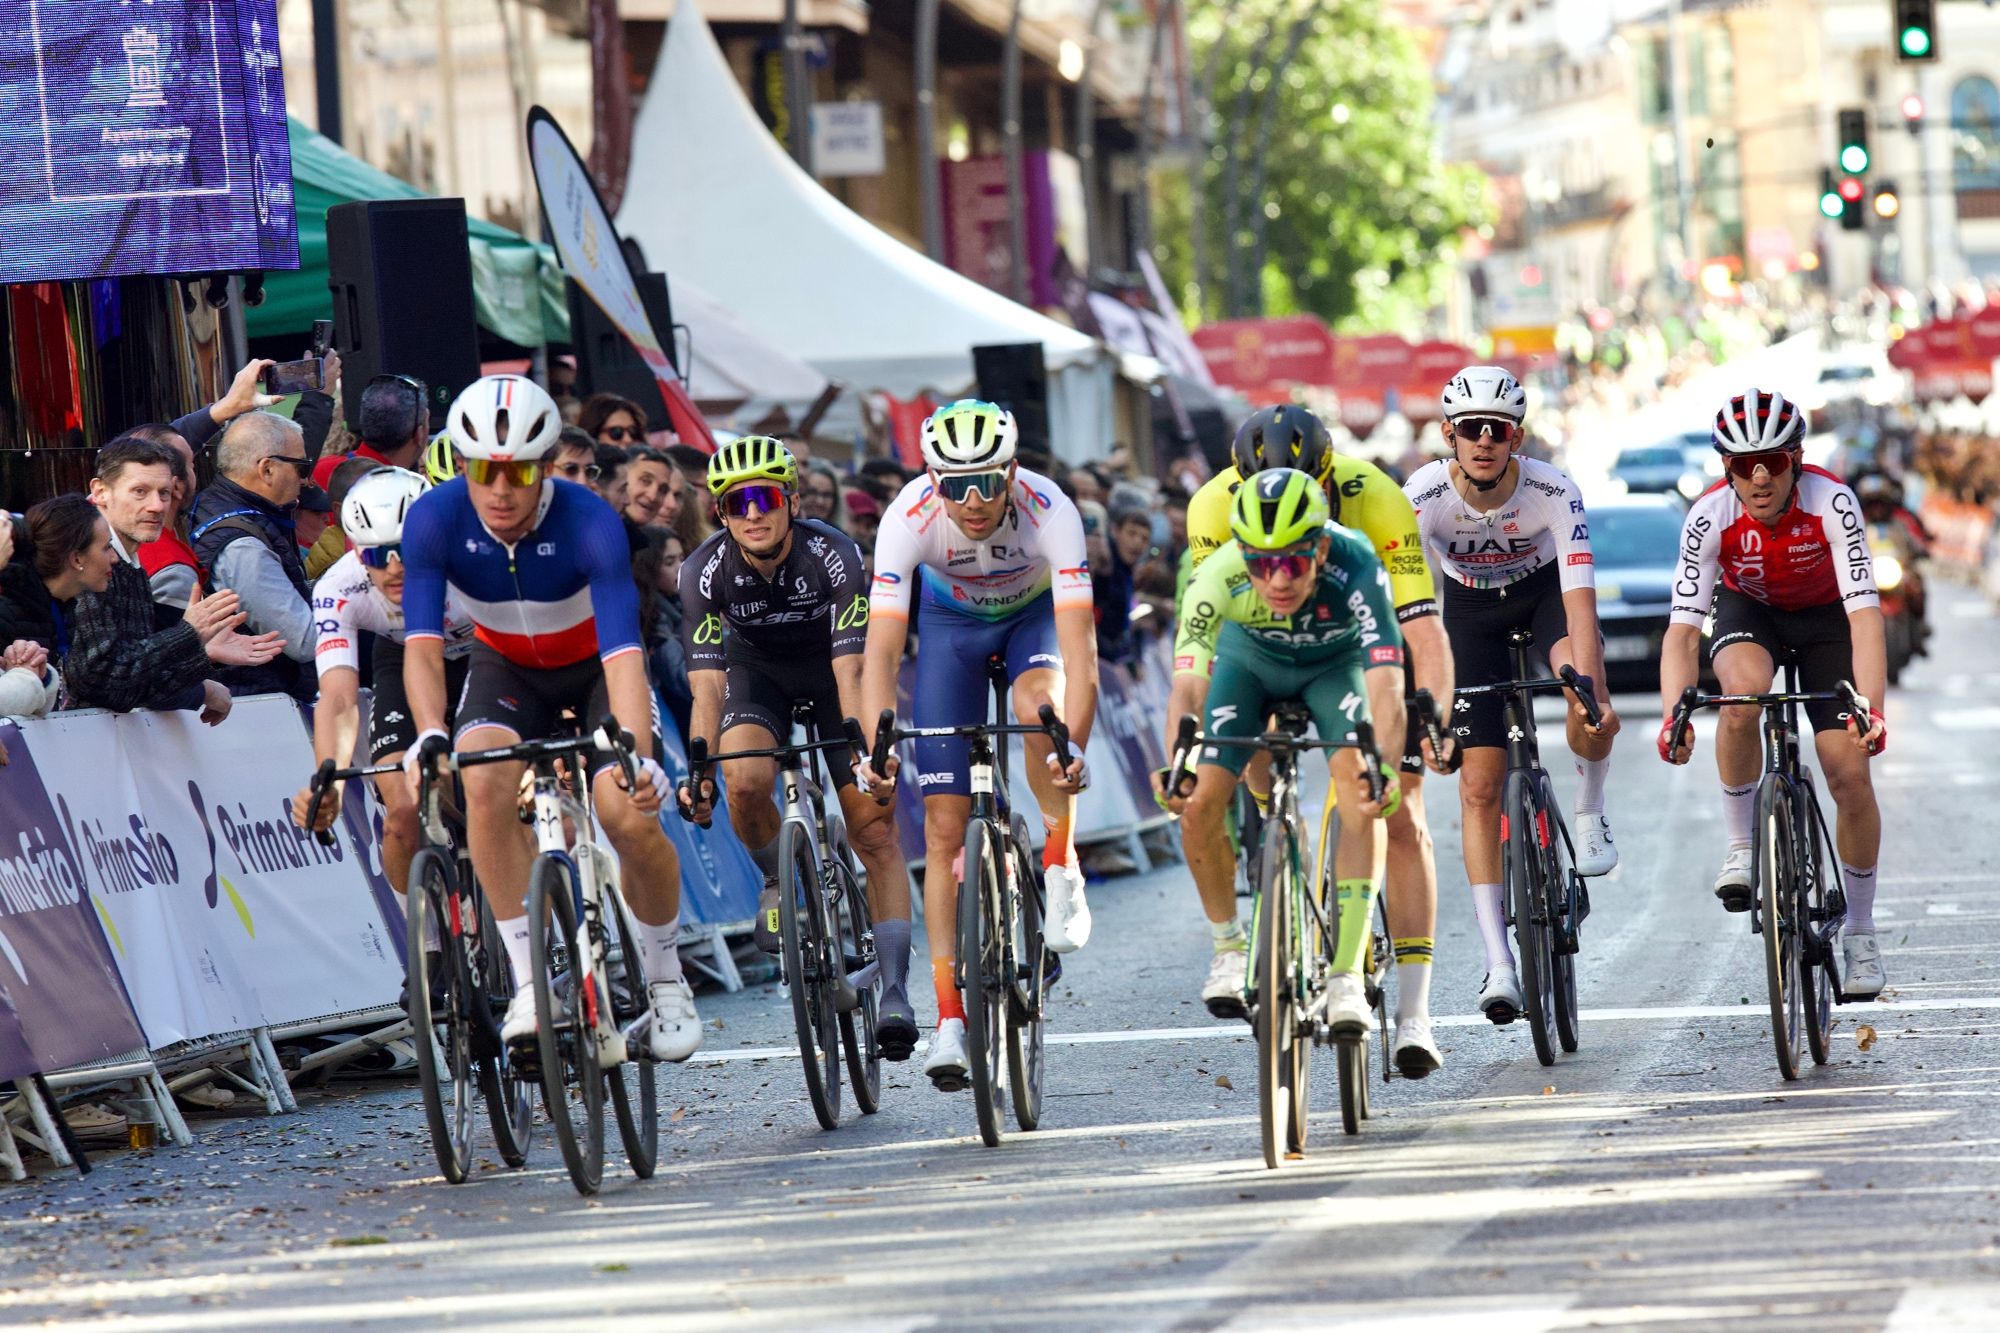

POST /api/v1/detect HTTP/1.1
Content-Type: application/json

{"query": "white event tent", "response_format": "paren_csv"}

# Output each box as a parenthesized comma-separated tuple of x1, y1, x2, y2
(618, 2, 1149, 456)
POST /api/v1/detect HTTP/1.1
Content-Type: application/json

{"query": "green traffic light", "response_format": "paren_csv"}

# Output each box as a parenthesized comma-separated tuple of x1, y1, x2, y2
(1840, 144, 1870, 174)
(1820, 192, 1844, 220)
(1900, 26, 1932, 59)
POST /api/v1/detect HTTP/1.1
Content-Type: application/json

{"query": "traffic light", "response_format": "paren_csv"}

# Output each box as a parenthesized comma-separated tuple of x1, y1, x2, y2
(1874, 181, 1901, 220)
(1839, 174, 1867, 232)
(1837, 108, 1870, 175)
(1902, 94, 1926, 134)
(1820, 167, 1844, 220)
(1895, 0, 1938, 63)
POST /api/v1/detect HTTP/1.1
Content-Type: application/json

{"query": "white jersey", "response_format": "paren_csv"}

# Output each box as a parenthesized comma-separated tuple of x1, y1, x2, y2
(1403, 456, 1596, 593)
(870, 468, 1093, 622)
(311, 550, 478, 677)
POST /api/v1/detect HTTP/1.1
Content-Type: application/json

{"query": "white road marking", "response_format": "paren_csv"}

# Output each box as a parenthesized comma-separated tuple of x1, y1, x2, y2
(1944, 708, 2000, 730)
(1929, 902, 1963, 915)
(1885, 1283, 2000, 1330)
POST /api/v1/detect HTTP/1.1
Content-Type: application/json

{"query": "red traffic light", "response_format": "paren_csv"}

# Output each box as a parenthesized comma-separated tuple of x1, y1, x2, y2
(1902, 93, 1926, 123)
(1838, 176, 1866, 202)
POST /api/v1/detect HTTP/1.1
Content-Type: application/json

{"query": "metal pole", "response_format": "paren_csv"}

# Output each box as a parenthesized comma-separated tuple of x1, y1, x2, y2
(311, 0, 343, 144)
(781, 0, 812, 168)
(915, 0, 945, 259)
(1003, 0, 1028, 302)
(1133, 0, 1175, 266)
(437, 0, 462, 193)
(1076, 0, 1109, 269)
(1666, 0, 1693, 289)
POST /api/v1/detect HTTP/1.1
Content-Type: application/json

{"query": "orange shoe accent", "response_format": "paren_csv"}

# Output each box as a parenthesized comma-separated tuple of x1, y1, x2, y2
(932, 957, 964, 1022)
(1042, 813, 1074, 871)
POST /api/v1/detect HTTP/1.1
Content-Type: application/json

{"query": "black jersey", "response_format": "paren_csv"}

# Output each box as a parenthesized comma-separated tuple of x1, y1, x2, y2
(678, 518, 870, 671)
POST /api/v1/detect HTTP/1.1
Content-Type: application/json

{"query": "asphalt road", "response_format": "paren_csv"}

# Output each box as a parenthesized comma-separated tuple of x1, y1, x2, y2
(4, 585, 1999, 1331)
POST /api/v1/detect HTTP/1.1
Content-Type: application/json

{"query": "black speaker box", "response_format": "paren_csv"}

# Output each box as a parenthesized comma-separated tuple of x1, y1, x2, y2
(972, 342, 1050, 458)
(327, 199, 482, 430)
(566, 273, 678, 431)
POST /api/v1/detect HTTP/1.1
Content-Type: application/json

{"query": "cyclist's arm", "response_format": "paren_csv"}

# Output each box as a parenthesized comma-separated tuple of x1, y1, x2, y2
(1046, 498, 1098, 748)
(1548, 486, 1609, 698)
(1661, 500, 1720, 729)
(1402, 614, 1452, 726)
(677, 544, 727, 751)
(1832, 487, 1887, 714)
(1166, 554, 1233, 758)
(1847, 606, 1889, 717)
(312, 667, 362, 766)
(860, 511, 919, 757)
(1363, 663, 1406, 771)
(602, 650, 660, 765)
(399, 494, 452, 739)
(579, 505, 656, 762)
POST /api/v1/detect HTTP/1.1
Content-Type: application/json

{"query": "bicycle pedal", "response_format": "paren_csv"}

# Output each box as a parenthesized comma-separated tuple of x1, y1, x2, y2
(927, 1069, 969, 1094)
(1205, 994, 1248, 1022)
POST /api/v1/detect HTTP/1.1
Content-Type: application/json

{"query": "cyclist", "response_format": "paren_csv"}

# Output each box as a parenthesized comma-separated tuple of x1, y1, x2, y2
(676, 436, 919, 1061)
(1163, 469, 1406, 1035)
(1179, 406, 1455, 1077)
(1659, 389, 1888, 998)
(1404, 366, 1620, 1026)
(290, 468, 477, 908)
(854, 399, 1095, 1092)
(399, 374, 702, 1064)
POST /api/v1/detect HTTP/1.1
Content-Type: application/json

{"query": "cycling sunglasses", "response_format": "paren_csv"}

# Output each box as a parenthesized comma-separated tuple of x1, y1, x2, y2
(1723, 449, 1796, 480)
(462, 457, 547, 488)
(1243, 549, 1317, 582)
(936, 469, 1011, 504)
(357, 543, 403, 570)
(720, 483, 789, 518)
(1449, 416, 1518, 443)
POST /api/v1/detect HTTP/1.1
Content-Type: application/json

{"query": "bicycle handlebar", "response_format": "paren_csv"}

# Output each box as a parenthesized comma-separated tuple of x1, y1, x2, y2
(1669, 680, 1866, 755)
(1410, 688, 1463, 775)
(871, 708, 896, 777)
(1195, 720, 1387, 805)
(1038, 704, 1075, 773)
(304, 755, 404, 847)
(1558, 666, 1602, 728)
(1163, 714, 1200, 801)
(684, 737, 714, 829)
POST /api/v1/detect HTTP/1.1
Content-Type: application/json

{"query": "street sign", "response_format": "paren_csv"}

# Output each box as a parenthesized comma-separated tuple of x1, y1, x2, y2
(811, 102, 885, 178)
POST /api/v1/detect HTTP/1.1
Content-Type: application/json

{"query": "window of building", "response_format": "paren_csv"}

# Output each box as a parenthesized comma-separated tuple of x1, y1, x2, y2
(1952, 76, 2000, 192)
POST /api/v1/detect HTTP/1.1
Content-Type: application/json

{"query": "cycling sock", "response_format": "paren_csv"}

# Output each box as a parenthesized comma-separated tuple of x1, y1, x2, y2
(634, 915, 683, 985)
(1721, 781, 1756, 847)
(1042, 813, 1075, 871)
(931, 957, 965, 1023)
(749, 836, 782, 881)
(1210, 916, 1247, 953)
(1393, 938, 1434, 1024)
(876, 918, 912, 995)
(1841, 862, 1878, 933)
(1574, 756, 1610, 815)
(1472, 883, 1512, 971)
(1249, 786, 1270, 815)
(499, 915, 534, 990)
(1330, 878, 1378, 974)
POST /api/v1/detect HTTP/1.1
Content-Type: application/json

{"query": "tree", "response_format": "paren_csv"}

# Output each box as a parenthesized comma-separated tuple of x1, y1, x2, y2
(1157, 0, 1488, 331)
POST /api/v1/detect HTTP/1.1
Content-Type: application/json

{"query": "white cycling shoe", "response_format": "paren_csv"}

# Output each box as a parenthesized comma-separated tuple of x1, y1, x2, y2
(1201, 948, 1249, 1020)
(1043, 864, 1092, 953)
(1574, 813, 1618, 876)
(1324, 971, 1370, 1037)
(647, 978, 702, 1062)
(924, 1017, 970, 1092)
(1713, 844, 1755, 912)
(1479, 966, 1523, 1025)
(1842, 931, 1886, 1001)
(1392, 1016, 1443, 1079)
(501, 988, 538, 1049)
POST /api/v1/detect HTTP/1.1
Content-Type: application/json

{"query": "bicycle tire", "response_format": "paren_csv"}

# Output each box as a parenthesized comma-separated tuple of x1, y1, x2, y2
(1253, 817, 1307, 1168)
(1233, 784, 1265, 900)
(1540, 781, 1582, 1056)
(834, 846, 882, 1117)
(407, 849, 475, 1184)
(961, 818, 1008, 1147)
(1757, 779, 1804, 1081)
(528, 855, 605, 1195)
(1006, 817, 1046, 1133)
(601, 891, 659, 1178)
(780, 819, 843, 1130)
(472, 883, 533, 1169)
(1372, 892, 1394, 1084)
(1504, 772, 1559, 1067)
(1799, 782, 1836, 1067)
(1337, 1035, 1367, 1135)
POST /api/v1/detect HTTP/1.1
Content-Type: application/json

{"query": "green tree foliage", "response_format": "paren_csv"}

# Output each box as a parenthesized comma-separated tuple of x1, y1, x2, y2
(1158, 0, 1489, 331)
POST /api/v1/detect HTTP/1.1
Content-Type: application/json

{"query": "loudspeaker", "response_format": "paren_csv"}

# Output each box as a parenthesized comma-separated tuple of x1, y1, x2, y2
(567, 273, 677, 430)
(973, 342, 1050, 459)
(327, 199, 482, 431)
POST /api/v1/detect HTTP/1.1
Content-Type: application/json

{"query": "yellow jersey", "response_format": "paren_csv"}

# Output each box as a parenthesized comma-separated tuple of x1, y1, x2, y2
(1184, 458, 1438, 620)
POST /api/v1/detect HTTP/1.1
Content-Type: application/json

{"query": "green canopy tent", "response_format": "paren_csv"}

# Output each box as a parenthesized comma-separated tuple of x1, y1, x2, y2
(248, 118, 568, 349)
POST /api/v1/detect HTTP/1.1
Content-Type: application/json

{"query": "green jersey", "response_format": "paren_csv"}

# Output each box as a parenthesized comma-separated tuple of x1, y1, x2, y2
(1173, 522, 1405, 679)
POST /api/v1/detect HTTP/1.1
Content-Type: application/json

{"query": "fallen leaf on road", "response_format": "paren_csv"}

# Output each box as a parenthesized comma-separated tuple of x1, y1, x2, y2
(328, 1235, 388, 1248)
(1542, 1086, 1556, 1095)
(596, 1263, 630, 1274)
(1215, 1075, 1233, 1090)
(1856, 1025, 1877, 1051)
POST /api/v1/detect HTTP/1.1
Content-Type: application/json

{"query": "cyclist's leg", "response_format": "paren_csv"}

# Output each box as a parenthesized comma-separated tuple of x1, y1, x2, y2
(1384, 676, 1437, 1025)
(719, 656, 795, 887)
(1539, 583, 1615, 860)
(1441, 583, 1515, 980)
(1181, 648, 1270, 923)
(1302, 655, 1383, 976)
(451, 648, 544, 1002)
(1794, 606, 1884, 989)
(1003, 594, 1098, 950)
(1709, 590, 1780, 902)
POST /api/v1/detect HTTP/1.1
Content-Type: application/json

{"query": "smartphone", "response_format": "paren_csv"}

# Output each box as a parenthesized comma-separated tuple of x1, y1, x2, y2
(309, 319, 333, 358)
(262, 358, 322, 395)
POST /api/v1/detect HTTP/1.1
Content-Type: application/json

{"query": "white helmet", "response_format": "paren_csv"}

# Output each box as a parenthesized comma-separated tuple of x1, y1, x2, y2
(1440, 366, 1527, 423)
(445, 374, 562, 461)
(920, 399, 1019, 473)
(340, 467, 430, 547)
(1712, 388, 1807, 455)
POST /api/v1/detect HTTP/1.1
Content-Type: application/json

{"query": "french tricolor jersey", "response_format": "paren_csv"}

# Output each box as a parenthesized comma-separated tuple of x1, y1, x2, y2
(400, 478, 643, 668)
(870, 468, 1092, 621)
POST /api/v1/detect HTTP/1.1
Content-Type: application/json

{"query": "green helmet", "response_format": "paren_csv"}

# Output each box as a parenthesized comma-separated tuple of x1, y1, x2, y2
(921, 399, 1018, 472)
(706, 434, 798, 496)
(423, 431, 460, 485)
(1230, 467, 1329, 552)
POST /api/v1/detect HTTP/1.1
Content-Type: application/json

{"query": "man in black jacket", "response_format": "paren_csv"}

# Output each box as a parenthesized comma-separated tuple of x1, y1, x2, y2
(71, 439, 283, 718)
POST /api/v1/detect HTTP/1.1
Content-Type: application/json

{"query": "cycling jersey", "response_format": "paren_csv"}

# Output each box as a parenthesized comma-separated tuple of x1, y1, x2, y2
(870, 469, 1092, 621)
(401, 478, 642, 669)
(1404, 457, 1596, 593)
(1174, 524, 1405, 680)
(1185, 458, 1436, 619)
(679, 518, 868, 671)
(310, 550, 477, 678)
(1670, 466, 1879, 626)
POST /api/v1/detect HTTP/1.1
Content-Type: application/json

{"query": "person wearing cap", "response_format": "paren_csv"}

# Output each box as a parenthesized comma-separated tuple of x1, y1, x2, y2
(294, 483, 333, 559)
(842, 488, 881, 550)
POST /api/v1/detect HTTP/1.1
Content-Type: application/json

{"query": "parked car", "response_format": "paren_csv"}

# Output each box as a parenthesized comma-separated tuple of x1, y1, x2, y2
(1589, 494, 1691, 691)
(1612, 432, 1711, 502)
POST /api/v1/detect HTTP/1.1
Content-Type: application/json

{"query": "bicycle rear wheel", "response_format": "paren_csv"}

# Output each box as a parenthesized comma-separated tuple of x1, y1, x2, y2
(471, 880, 533, 1168)
(833, 846, 882, 1117)
(780, 820, 842, 1130)
(528, 855, 605, 1195)
(1505, 773, 1559, 1067)
(602, 891, 658, 1178)
(1006, 816, 1047, 1133)
(1801, 785, 1837, 1066)
(1253, 818, 1307, 1168)
(961, 819, 1008, 1147)
(408, 850, 476, 1184)
(1757, 779, 1804, 1081)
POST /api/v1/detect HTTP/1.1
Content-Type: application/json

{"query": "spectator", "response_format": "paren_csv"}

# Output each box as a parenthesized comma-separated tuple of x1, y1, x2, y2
(295, 485, 335, 576)
(626, 448, 677, 527)
(843, 488, 882, 552)
(73, 439, 279, 718)
(189, 413, 319, 701)
(663, 443, 715, 542)
(593, 443, 632, 513)
(1159, 483, 1192, 561)
(127, 423, 202, 612)
(551, 426, 599, 486)
(634, 527, 692, 739)
(0, 497, 105, 717)
(1070, 464, 1109, 508)
(857, 458, 907, 507)
(549, 355, 579, 413)
(799, 460, 844, 529)
(579, 392, 648, 447)
(1095, 503, 1155, 665)
(351, 374, 430, 470)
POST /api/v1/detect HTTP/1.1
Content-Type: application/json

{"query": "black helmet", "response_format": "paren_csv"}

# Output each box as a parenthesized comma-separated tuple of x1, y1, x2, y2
(1231, 406, 1335, 485)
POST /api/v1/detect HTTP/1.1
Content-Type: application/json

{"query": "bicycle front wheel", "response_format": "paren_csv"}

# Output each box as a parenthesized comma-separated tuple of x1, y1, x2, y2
(1504, 773, 1558, 1067)
(601, 891, 658, 1179)
(833, 843, 882, 1117)
(1801, 784, 1837, 1066)
(528, 855, 605, 1195)
(961, 818, 1008, 1147)
(780, 820, 842, 1130)
(472, 881, 534, 1168)
(408, 849, 475, 1184)
(1757, 779, 1804, 1081)
(1541, 780, 1582, 1056)
(1005, 816, 1046, 1133)
(1253, 817, 1307, 1168)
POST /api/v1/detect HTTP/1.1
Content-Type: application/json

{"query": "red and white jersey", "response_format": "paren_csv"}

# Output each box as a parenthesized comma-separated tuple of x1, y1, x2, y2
(311, 550, 476, 678)
(870, 468, 1092, 622)
(1404, 456, 1596, 593)
(1669, 465, 1879, 626)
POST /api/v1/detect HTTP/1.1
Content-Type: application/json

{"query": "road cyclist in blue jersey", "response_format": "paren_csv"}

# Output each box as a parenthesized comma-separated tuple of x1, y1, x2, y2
(399, 374, 701, 1066)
